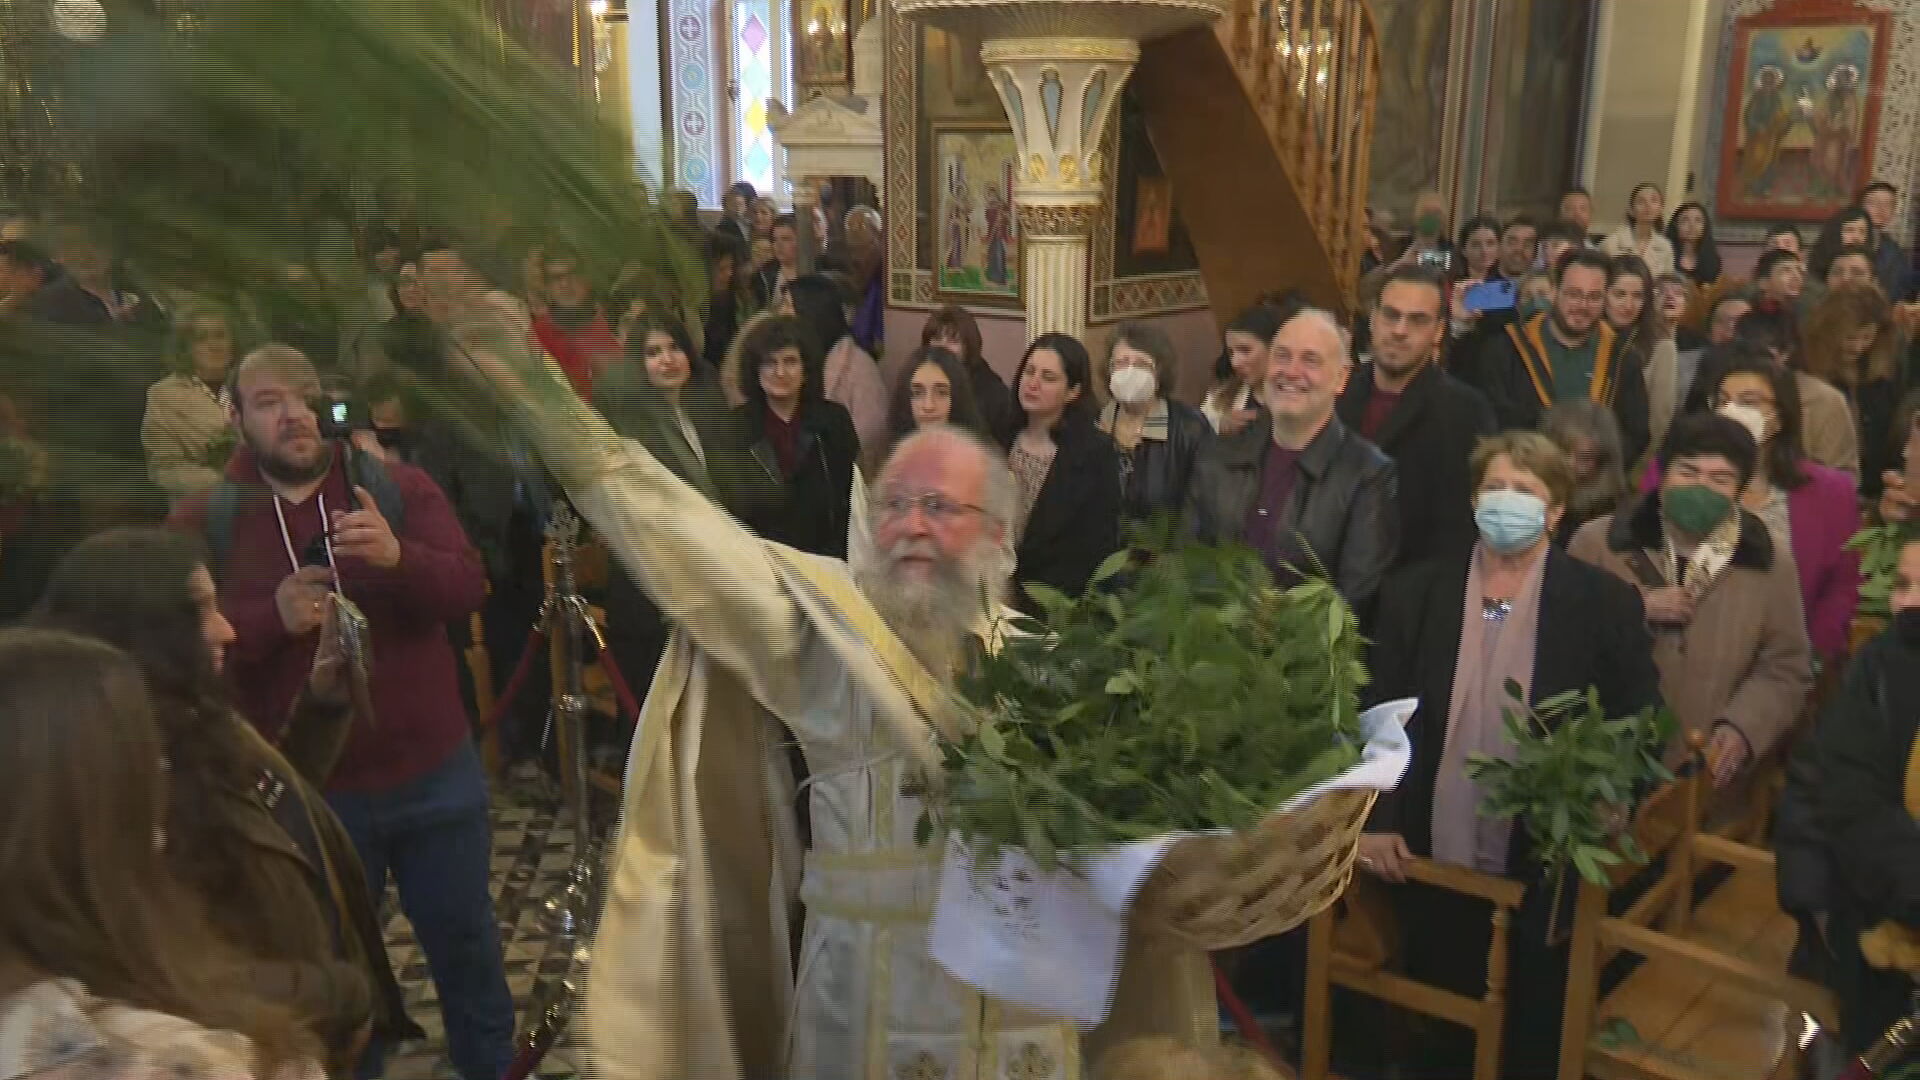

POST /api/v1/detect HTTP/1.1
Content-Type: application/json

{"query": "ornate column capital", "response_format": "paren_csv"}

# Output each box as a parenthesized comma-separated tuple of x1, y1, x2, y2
(978, 35, 1139, 204)
(1014, 201, 1100, 237)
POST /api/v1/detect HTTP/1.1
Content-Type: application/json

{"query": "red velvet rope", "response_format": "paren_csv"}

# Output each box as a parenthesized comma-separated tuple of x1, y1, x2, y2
(1212, 957, 1289, 1071)
(477, 626, 547, 732)
(476, 622, 643, 731)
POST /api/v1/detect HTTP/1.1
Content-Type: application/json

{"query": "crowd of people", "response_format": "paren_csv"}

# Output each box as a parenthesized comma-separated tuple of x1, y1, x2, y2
(0, 168, 1918, 1080)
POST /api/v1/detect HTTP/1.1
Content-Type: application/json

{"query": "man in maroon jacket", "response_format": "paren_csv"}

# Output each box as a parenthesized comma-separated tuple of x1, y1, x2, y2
(169, 344, 511, 1080)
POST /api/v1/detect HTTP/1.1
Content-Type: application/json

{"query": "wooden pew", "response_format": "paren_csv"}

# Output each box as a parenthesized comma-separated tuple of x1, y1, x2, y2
(1301, 857, 1527, 1080)
(1556, 750, 1839, 1080)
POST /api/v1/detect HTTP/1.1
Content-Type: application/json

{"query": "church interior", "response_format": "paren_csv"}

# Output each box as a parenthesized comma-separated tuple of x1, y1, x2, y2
(4, 0, 1920, 1079)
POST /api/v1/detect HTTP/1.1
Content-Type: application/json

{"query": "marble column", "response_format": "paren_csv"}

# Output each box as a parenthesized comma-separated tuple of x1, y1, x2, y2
(980, 37, 1138, 343)
(598, 1, 635, 162)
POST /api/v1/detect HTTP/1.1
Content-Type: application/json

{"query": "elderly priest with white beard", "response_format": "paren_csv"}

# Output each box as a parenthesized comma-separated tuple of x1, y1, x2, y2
(446, 277, 1212, 1080)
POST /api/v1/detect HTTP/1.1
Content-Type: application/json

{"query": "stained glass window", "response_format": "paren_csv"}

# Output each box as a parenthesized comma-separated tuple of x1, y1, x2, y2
(730, 0, 779, 196)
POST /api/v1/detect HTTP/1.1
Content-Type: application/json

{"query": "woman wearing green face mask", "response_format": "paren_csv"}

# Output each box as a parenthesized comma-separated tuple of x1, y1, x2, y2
(1568, 412, 1814, 793)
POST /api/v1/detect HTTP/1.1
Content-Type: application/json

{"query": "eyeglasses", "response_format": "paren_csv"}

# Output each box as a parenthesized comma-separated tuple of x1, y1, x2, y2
(879, 491, 991, 523)
(1716, 392, 1775, 412)
(1560, 288, 1606, 307)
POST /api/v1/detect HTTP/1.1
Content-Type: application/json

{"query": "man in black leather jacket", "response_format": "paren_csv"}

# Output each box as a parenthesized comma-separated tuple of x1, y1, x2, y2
(1182, 307, 1400, 620)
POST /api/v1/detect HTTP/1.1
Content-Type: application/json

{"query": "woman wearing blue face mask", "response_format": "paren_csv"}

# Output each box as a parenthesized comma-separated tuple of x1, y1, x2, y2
(1355, 430, 1663, 1080)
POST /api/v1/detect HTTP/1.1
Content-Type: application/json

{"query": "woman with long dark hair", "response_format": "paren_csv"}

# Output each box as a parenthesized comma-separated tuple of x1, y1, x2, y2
(1604, 254, 1675, 465)
(921, 304, 1015, 442)
(884, 345, 989, 450)
(728, 313, 861, 559)
(0, 628, 323, 1080)
(1664, 201, 1721, 285)
(1005, 332, 1122, 608)
(1807, 205, 1875, 285)
(595, 316, 774, 705)
(1203, 303, 1282, 436)
(31, 528, 410, 1075)
(1454, 215, 1501, 283)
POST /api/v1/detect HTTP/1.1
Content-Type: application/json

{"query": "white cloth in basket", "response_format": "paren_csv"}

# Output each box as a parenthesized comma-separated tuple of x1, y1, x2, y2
(927, 697, 1418, 1026)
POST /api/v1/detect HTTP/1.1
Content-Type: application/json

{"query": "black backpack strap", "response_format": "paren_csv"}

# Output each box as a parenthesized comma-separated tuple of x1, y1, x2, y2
(205, 480, 243, 582)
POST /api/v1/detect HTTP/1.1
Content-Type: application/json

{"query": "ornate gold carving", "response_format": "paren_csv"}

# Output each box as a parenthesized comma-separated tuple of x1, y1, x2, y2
(1057, 154, 1078, 183)
(1085, 149, 1103, 182)
(893, 1051, 949, 1080)
(978, 38, 1142, 64)
(1015, 202, 1100, 236)
(1026, 153, 1048, 182)
(1007, 1042, 1058, 1080)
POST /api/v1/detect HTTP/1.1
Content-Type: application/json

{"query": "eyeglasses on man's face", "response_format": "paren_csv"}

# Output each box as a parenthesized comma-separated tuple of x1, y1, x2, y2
(878, 490, 990, 524)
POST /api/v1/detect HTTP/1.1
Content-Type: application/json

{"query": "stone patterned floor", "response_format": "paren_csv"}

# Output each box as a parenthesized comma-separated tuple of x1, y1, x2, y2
(381, 799, 584, 1080)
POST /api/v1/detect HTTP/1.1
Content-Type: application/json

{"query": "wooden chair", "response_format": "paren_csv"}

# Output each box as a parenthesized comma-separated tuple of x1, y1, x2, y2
(1301, 857, 1528, 1080)
(1556, 746, 1840, 1080)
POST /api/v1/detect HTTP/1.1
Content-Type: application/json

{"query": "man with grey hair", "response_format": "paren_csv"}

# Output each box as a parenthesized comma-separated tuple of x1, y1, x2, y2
(1183, 306, 1399, 615)
(452, 317, 1118, 1077)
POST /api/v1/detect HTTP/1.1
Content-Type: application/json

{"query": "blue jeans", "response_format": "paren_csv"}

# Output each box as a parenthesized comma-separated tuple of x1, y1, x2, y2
(329, 739, 515, 1080)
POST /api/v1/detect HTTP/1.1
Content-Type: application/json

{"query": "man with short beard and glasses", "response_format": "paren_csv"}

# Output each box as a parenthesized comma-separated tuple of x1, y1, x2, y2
(1338, 265, 1495, 566)
(451, 299, 1209, 1078)
(1476, 247, 1652, 464)
(167, 344, 511, 1080)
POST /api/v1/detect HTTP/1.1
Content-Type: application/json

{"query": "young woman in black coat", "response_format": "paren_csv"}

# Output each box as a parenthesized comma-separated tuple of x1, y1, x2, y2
(594, 317, 778, 690)
(727, 312, 860, 560)
(1004, 332, 1122, 610)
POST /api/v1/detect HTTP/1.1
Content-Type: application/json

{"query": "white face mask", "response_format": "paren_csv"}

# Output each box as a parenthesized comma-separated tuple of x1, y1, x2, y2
(1718, 401, 1769, 446)
(1108, 365, 1157, 406)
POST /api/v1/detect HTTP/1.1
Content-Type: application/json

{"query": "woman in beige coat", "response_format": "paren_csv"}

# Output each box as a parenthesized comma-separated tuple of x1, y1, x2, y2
(142, 304, 237, 506)
(1568, 413, 1813, 788)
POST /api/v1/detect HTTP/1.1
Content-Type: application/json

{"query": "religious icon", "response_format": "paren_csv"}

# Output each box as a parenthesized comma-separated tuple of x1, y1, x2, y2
(1716, 3, 1888, 223)
(1131, 176, 1172, 256)
(794, 0, 849, 85)
(933, 125, 1019, 304)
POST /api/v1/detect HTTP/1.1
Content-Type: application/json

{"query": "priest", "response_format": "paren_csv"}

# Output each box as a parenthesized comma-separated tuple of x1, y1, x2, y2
(436, 249, 1213, 1080)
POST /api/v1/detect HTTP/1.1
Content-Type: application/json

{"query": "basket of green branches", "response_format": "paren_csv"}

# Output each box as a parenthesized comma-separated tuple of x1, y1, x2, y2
(921, 538, 1410, 954)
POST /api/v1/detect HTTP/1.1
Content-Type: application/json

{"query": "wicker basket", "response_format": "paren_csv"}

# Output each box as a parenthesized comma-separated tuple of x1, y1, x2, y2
(1129, 787, 1378, 951)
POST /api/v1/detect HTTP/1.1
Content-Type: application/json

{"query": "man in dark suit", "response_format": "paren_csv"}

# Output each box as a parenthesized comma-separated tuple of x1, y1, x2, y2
(1339, 264, 1497, 567)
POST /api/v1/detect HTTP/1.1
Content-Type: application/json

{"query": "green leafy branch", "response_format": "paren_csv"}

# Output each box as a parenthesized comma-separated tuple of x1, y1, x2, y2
(0, 437, 47, 502)
(200, 428, 239, 472)
(1466, 684, 1676, 889)
(919, 532, 1368, 871)
(1849, 521, 1910, 620)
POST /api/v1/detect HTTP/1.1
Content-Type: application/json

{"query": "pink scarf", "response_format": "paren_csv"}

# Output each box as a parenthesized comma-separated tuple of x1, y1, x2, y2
(1431, 544, 1546, 873)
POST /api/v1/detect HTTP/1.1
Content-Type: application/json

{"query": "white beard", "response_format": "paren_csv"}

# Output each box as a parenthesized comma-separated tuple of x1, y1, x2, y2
(854, 537, 1012, 677)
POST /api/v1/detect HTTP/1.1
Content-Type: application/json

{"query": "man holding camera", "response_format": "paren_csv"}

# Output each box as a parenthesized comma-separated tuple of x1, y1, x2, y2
(168, 343, 512, 1080)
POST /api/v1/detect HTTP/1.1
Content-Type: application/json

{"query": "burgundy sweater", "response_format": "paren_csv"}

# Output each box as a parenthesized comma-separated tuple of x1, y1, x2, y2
(169, 444, 488, 793)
